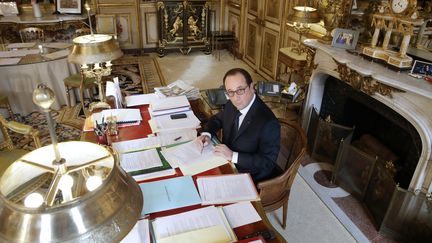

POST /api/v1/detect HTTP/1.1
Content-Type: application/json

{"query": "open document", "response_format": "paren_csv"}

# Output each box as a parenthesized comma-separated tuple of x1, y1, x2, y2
(197, 174, 259, 205)
(151, 206, 237, 243)
(119, 148, 162, 173)
(161, 140, 228, 175)
(222, 202, 261, 228)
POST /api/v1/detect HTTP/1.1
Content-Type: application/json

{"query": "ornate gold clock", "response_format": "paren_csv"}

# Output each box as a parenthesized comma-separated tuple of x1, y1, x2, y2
(362, 0, 423, 69)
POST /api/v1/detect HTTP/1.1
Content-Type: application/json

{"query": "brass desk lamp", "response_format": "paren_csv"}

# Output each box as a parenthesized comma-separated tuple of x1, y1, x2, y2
(68, 3, 123, 115)
(0, 84, 142, 242)
(287, 6, 321, 55)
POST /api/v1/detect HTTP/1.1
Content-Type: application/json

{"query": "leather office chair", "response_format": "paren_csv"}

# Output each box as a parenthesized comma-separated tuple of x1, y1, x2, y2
(63, 73, 96, 107)
(0, 114, 41, 177)
(257, 118, 307, 229)
(0, 94, 14, 121)
(19, 27, 45, 43)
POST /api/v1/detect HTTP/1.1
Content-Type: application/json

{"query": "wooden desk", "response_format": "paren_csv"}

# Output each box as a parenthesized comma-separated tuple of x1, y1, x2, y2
(83, 105, 286, 243)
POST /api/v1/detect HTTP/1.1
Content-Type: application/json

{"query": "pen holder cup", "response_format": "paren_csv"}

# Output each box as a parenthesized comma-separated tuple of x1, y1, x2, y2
(106, 116, 118, 136)
(97, 133, 108, 145)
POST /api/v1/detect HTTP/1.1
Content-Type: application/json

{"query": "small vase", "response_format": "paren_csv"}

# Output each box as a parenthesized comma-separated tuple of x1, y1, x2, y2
(32, 3, 42, 18)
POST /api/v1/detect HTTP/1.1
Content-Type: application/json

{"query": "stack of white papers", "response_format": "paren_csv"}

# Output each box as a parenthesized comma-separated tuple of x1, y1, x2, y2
(149, 111, 200, 133)
(125, 93, 160, 107)
(154, 80, 200, 100)
(120, 219, 150, 243)
(197, 174, 259, 205)
(149, 95, 191, 117)
(92, 108, 142, 125)
(151, 206, 237, 243)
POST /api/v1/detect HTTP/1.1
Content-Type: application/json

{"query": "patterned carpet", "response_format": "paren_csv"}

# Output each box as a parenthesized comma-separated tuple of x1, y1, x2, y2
(10, 55, 165, 151)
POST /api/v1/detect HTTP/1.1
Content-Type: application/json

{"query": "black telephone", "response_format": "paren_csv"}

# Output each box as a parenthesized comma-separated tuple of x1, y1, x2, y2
(257, 81, 281, 96)
(205, 88, 228, 106)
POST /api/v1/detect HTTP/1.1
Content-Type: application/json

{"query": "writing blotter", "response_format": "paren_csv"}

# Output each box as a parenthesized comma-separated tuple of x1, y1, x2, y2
(139, 176, 201, 216)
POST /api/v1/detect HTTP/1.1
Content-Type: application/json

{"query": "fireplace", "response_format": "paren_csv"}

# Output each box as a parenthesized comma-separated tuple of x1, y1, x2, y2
(303, 39, 432, 193)
(319, 76, 422, 189)
(302, 39, 432, 240)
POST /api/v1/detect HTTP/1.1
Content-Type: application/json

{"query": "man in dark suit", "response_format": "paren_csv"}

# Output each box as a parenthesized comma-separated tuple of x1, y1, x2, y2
(198, 68, 280, 182)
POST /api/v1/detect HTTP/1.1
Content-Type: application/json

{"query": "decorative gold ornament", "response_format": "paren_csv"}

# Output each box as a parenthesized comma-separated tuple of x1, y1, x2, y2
(334, 60, 404, 98)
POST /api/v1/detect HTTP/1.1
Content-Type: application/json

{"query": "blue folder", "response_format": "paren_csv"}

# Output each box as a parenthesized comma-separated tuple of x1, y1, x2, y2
(139, 176, 202, 216)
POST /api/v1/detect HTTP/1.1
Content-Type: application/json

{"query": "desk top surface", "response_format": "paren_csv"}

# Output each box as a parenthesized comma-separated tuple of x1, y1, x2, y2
(82, 105, 286, 243)
(0, 42, 71, 66)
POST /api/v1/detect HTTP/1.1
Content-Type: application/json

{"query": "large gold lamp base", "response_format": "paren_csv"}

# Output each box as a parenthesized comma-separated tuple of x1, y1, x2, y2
(0, 142, 143, 242)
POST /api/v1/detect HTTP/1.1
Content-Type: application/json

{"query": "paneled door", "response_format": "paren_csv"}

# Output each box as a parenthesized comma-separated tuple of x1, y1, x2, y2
(244, 0, 284, 79)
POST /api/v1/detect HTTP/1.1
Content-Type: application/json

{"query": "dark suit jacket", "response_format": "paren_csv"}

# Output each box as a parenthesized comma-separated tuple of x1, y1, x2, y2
(204, 96, 280, 182)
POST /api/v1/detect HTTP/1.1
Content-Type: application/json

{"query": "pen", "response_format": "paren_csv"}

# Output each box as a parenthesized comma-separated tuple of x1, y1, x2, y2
(174, 136, 182, 141)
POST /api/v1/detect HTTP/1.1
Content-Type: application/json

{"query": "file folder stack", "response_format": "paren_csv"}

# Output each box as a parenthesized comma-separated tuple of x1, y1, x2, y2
(148, 95, 191, 117)
(154, 80, 200, 100)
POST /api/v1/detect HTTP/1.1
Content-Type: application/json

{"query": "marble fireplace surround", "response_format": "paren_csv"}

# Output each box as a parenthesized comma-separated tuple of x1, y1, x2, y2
(303, 39, 432, 193)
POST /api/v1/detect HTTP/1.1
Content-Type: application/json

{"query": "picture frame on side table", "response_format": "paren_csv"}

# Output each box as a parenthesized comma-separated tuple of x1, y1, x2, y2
(56, 0, 82, 14)
(0, 2, 19, 16)
(331, 28, 359, 50)
(409, 60, 432, 78)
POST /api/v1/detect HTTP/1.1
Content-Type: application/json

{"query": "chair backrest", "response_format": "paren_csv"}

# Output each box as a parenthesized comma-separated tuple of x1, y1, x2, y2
(0, 114, 41, 151)
(258, 118, 307, 207)
(74, 27, 91, 38)
(19, 27, 45, 43)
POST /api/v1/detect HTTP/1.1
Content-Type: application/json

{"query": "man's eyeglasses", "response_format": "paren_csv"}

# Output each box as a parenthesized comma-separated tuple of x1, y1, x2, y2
(225, 85, 250, 97)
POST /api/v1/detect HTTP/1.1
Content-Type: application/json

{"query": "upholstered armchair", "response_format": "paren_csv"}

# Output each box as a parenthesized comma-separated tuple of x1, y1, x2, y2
(0, 115, 41, 176)
(19, 27, 45, 43)
(257, 118, 307, 228)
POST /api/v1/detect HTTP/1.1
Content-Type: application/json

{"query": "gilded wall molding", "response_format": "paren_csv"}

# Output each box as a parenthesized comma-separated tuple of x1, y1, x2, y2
(304, 47, 318, 83)
(333, 59, 404, 98)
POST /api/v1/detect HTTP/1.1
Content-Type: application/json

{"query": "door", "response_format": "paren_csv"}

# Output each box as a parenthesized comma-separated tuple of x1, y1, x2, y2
(244, 0, 283, 79)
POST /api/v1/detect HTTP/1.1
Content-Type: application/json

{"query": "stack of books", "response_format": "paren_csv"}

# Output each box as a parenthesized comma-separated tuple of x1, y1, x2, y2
(148, 95, 191, 117)
(154, 80, 200, 100)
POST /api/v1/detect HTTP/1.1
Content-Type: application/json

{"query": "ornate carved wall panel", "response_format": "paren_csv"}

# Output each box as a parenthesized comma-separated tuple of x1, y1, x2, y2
(157, 0, 211, 57)
(140, 4, 159, 48)
(260, 28, 279, 77)
(97, 4, 140, 49)
(245, 19, 259, 65)
(243, 0, 284, 79)
(264, 0, 283, 24)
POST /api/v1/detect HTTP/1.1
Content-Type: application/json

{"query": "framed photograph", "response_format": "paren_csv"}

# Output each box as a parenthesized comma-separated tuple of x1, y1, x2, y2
(0, 2, 19, 16)
(352, 0, 358, 10)
(331, 28, 359, 50)
(56, 0, 82, 15)
(410, 60, 432, 77)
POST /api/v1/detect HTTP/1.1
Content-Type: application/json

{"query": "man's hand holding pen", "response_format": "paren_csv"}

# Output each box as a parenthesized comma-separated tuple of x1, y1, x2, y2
(195, 135, 210, 154)
(195, 135, 233, 160)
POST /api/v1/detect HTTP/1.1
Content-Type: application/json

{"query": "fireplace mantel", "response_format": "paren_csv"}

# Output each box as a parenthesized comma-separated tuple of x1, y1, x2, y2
(303, 39, 432, 192)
